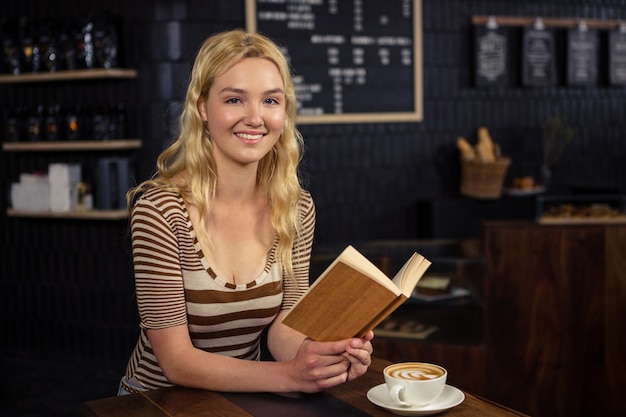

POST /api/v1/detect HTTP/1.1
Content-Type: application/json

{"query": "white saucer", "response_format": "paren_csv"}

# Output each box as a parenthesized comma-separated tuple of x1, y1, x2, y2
(366, 384, 465, 416)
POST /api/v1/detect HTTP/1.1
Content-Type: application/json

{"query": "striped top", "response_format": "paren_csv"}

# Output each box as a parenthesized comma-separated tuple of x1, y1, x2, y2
(124, 187, 315, 390)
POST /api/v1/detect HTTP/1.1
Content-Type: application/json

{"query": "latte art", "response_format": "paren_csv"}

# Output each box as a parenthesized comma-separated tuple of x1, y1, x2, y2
(385, 363, 445, 381)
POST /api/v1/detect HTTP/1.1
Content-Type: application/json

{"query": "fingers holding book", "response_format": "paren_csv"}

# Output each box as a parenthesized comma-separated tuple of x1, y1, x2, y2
(288, 334, 373, 391)
(344, 330, 374, 381)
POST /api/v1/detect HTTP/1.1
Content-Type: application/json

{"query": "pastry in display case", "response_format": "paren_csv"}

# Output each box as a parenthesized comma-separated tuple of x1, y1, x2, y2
(536, 194, 626, 224)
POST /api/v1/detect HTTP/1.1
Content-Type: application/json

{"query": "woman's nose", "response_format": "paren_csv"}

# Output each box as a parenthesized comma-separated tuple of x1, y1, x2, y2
(244, 104, 263, 127)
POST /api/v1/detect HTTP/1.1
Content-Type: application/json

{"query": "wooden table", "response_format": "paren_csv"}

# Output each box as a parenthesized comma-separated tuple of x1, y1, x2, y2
(80, 358, 529, 417)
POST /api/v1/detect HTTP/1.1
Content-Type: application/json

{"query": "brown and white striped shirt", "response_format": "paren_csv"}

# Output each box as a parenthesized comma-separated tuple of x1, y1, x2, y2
(124, 187, 315, 390)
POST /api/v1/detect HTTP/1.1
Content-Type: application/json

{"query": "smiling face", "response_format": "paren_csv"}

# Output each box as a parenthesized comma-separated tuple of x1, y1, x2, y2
(197, 57, 286, 171)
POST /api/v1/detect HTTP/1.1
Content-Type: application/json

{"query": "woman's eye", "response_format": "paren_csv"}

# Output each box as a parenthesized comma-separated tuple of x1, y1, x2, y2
(264, 98, 279, 105)
(226, 97, 241, 104)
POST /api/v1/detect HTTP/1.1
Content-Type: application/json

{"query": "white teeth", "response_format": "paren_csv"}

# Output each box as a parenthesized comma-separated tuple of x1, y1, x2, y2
(238, 133, 263, 140)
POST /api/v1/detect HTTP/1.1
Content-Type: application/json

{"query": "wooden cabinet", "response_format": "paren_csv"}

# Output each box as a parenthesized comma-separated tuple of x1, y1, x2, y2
(482, 221, 626, 417)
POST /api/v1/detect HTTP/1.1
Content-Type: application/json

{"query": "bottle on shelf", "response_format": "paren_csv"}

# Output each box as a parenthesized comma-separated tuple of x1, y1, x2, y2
(57, 18, 77, 71)
(75, 18, 95, 70)
(113, 103, 127, 139)
(1, 18, 21, 75)
(64, 105, 82, 141)
(92, 106, 110, 140)
(39, 19, 60, 73)
(93, 14, 120, 69)
(26, 104, 44, 141)
(5, 106, 25, 142)
(44, 104, 61, 141)
(18, 16, 39, 73)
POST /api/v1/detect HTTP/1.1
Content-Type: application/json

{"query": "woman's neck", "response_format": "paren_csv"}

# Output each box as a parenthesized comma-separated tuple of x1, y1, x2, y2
(214, 164, 261, 206)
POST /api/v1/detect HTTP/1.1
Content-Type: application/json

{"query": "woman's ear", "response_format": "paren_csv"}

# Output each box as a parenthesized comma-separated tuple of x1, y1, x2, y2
(197, 96, 207, 122)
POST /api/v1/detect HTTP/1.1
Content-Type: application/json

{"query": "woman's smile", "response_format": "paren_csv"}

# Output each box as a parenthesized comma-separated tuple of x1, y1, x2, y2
(236, 131, 266, 143)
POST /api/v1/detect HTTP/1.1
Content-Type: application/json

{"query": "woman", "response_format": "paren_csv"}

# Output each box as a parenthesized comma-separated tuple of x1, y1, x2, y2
(119, 29, 373, 395)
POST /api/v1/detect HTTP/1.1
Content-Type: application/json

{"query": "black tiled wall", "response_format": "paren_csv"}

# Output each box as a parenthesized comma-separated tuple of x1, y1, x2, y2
(1, 0, 625, 361)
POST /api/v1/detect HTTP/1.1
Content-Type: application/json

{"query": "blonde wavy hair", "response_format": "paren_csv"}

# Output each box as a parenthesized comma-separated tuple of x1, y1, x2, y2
(127, 29, 305, 278)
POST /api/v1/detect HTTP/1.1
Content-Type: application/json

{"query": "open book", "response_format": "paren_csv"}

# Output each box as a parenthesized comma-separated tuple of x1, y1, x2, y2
(282, 245, 432, 342)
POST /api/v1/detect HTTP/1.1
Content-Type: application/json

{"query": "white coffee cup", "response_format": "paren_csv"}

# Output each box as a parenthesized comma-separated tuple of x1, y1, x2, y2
(383, 362, 447, 408)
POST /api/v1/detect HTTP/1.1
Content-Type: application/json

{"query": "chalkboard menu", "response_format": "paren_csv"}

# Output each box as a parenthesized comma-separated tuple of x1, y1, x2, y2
(246, 0, 422, 124)
(567, 27, 598, 86)
(609, 29, 626, 85)
(522, 26, 557, 87)
(474, 26, 509, 87)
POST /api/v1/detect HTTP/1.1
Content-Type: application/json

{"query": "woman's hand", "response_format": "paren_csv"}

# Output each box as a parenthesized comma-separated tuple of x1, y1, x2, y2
(286, 331, 374, 392)
(268, 312, 374, 392)
(287, 338, 351, 392)
(344, 330, 374, 381)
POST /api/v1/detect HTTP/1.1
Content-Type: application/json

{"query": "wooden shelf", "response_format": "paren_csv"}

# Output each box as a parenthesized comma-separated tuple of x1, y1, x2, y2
(0, 68, 137, 84)
(2, 139, 142, 152)
(471, 15, 626, 29)
(7, 208, 127, 220)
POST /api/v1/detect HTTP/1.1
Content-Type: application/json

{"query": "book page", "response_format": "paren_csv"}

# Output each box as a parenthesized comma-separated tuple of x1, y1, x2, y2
(391, 252, 432, 297)
(315, 245, 400, 294)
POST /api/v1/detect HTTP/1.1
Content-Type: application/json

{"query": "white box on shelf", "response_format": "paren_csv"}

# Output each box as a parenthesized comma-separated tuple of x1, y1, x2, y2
(49, 163, 82, 212)
(10, 176, 50, 211)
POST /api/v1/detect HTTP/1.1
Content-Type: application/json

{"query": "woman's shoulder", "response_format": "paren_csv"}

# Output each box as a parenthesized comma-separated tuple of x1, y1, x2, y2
(134, 186, 185, 214)
(297, 189, 315, 218)
(137, 186, 181, 202)
(298, 188, 313, 205)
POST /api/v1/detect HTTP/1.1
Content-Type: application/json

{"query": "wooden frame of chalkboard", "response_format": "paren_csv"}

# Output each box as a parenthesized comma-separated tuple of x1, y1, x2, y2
(246, 0, 423, 124)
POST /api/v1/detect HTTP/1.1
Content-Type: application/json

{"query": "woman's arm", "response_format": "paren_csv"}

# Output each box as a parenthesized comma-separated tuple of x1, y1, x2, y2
(266, 310, 307, 361)
(147, 320, 359, 393)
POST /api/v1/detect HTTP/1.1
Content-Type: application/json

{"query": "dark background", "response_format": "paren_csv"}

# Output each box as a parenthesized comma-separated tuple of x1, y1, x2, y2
(1, 0, 625, 414)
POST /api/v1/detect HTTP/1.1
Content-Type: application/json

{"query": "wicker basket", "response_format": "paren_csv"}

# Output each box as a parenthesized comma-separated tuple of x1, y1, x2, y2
(459, 157, 511, 199)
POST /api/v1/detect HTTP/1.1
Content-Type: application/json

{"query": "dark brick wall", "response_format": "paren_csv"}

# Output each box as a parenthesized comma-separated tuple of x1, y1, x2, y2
(1, 0, 625, 361)
(302, 0, 626, 243)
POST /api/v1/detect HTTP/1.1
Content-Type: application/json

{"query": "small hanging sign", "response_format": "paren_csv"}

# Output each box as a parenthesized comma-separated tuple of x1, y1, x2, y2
(474, 17, 509, 87)
(522, 19, 557, 87)
(567, 21, 598, 86)
(609, 24, 626, 85)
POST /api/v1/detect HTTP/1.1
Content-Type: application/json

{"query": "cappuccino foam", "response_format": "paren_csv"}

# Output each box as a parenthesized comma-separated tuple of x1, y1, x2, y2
(385, 363, 445, 381)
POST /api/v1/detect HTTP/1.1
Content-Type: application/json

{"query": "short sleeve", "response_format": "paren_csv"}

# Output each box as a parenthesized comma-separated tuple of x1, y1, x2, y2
(281, 190, 315, 310)
(130, 190, 188, 329)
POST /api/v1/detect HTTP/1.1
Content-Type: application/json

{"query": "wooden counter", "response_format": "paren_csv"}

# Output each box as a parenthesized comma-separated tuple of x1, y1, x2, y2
(80, 357, 529, 417)
(482, 221, 626, 417)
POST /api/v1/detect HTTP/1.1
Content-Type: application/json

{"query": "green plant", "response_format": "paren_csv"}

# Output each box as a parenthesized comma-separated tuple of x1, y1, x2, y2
(541, 115, 576, 167)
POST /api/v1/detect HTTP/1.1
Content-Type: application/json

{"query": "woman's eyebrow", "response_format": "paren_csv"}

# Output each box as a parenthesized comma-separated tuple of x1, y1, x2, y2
(218, 87, 285, 95)
(265, 88, 285, 95)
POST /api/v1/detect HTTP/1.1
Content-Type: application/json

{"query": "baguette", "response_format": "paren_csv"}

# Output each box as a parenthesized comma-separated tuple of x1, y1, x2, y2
(476, 126, 496, 162)
(456, 136, 476, 160)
